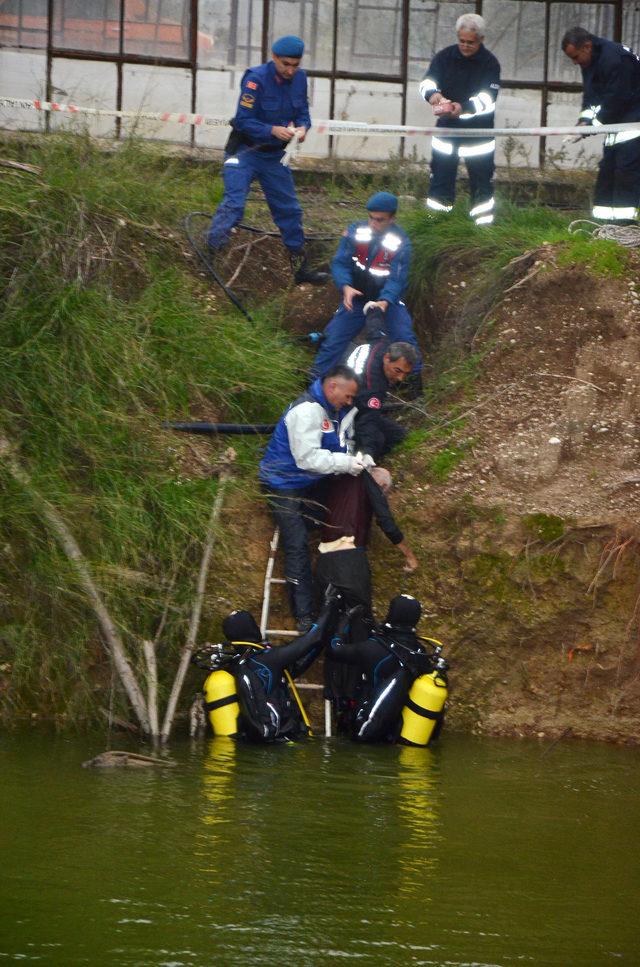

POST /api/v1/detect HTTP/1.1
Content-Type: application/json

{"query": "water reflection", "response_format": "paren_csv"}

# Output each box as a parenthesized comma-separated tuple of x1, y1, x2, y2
(4, 733, 639, 966)
(395, 745, 442, 900)
(195, 736, 446, 948)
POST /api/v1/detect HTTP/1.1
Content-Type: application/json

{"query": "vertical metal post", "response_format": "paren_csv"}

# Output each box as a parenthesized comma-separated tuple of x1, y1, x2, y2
(116, 0, 125, 139)
(539, 0, 551, 169)
(399, 0, 410, 159)
(613, 0, 622, 41)
(189, 0, 199, 148)
(328, 0, 339, 158)
(45, 0, 54, 133)
(261, 0, 271, 62)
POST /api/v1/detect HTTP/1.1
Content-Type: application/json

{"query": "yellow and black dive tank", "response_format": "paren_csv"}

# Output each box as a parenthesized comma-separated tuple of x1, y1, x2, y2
(203, 669, 240, 737)
(399, 637, 448, 746)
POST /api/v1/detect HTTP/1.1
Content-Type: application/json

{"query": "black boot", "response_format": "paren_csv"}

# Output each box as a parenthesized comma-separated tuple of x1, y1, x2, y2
(290, 251, 329, 286)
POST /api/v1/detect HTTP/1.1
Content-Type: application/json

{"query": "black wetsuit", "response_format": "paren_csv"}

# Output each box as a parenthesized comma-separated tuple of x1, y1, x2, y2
(328, 627, 436, 742)
(231, 604, 334, 742)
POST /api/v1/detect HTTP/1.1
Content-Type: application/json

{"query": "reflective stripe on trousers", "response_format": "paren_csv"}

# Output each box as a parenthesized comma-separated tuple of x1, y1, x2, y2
(592, 205, 638, 221)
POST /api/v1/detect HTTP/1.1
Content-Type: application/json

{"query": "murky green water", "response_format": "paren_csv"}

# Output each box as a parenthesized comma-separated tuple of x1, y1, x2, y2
(1, 731, 639, 966)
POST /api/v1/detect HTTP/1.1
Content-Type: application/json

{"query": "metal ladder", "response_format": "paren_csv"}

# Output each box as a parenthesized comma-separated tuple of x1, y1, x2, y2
(259, 527, 332, 737)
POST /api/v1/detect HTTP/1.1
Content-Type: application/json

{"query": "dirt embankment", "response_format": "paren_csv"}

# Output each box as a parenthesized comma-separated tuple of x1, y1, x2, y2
(389, 248, 640, 745)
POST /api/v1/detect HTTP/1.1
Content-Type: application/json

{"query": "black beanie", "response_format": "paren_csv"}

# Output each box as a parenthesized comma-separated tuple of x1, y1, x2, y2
(384, 594, 421, 631)
(222, 610, 262, 643)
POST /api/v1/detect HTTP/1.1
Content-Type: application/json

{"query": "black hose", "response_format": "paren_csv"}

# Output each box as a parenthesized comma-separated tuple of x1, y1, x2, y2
(183, 212, 255, 322)
(163, 421, 275, 435)
(183, 211, 339, 323)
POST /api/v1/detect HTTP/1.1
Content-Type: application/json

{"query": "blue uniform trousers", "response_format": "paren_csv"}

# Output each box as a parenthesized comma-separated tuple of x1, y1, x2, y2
(311, 299, 421, 378)
(207, 148, 304, 251)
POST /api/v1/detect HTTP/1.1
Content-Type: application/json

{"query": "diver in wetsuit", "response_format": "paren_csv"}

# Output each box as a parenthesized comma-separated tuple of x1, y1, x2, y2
(328, 594, 448, 744)
(197, 590, 339, 742)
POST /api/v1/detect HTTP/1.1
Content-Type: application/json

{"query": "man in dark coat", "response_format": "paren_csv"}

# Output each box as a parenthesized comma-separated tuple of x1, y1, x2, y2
(419, 13, 500, 224)
(562, 27, 640, 224)
(346, 339, 418, 461)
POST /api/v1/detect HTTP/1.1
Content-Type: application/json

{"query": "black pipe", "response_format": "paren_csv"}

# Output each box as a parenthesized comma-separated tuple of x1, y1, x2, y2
(183, 211, 254, 321)
(163, 421, 275, 435)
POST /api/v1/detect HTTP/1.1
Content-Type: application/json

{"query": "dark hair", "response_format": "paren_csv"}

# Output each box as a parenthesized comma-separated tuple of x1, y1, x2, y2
(561, 26, 592, 51)
(387, 341, 418, 367)
(323, 364, 359, 384)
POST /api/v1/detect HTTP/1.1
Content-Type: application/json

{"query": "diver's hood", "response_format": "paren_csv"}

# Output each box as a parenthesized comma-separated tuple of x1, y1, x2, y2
(222, 610, 262, 644)
(384, 594, 421, 631)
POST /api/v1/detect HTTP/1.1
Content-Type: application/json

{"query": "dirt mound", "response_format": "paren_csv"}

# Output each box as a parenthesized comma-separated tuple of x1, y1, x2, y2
(439, 250, 640, 522)
(185, 212, 339, 334)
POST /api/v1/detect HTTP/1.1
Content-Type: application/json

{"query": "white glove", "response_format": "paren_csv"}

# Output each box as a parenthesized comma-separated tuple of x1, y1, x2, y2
(280, 127, 301, 167)
(356, 451, 376, 469)
(347, 454, 366, 476)
(363, 301, 378, 314)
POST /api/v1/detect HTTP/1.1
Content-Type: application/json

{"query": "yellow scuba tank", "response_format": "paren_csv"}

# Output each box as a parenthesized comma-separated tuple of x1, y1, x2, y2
(203, 669, 240, 737)
(400, 669, 448, 747)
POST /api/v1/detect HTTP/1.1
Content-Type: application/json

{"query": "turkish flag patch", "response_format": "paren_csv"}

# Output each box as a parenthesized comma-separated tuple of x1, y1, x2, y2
(367, 397, 382, 409)
(321, 419, 331, 431)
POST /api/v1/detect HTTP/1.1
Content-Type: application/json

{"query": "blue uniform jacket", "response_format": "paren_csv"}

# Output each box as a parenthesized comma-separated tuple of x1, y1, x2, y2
(331, 222, 412, 305)
(259, 379, 357, 491)
(418, 44, 500, 129)
(579, 36, 640, 125)
(231, 61, 312, 150)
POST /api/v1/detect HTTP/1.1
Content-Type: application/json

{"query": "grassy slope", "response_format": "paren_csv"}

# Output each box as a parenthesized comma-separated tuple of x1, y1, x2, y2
(0, 134, 307, 725)
(1, 133, 626, 729)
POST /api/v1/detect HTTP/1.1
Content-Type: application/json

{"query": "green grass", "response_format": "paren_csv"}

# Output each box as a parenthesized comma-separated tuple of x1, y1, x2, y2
(556, 236, 630, 277)
(0, 132, 632, 728)
(0, 133, 306, 726)
(424, 445, 468, 484)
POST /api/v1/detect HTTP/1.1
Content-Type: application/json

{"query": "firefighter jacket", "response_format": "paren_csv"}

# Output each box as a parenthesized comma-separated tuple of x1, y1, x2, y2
(578, 36, 640, 127)
(331, 222, 412, 305)
(227, 60, 312, 152)
(259, 379, 357, 491)
(418, 43, 500, 130)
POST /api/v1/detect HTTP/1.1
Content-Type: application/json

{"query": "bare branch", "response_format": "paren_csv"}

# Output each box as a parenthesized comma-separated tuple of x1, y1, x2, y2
(0, 433, 151, 733)
(160, 452, 235, 740)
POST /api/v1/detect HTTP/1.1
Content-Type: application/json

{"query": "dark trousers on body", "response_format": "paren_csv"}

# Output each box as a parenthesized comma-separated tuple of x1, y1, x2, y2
(311, 298, 421, 378)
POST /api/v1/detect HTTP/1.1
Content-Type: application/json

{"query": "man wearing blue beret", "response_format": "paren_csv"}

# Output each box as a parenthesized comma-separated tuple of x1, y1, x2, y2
(207, 35, 327, 285)
(310, 192, 421, 379)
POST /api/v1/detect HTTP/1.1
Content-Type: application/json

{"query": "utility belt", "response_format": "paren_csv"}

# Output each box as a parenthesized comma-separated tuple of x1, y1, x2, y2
(225, 124, 284, 156)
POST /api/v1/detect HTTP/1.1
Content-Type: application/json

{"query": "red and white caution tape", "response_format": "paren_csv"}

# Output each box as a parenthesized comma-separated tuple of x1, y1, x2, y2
(1, 95, 639, 139)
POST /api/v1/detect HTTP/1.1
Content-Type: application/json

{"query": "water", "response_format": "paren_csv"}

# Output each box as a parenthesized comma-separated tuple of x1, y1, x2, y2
(1, 732, 639, 966)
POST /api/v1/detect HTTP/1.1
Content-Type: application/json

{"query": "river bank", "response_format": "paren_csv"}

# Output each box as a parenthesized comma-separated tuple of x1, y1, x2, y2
(1, 132, 639, 744)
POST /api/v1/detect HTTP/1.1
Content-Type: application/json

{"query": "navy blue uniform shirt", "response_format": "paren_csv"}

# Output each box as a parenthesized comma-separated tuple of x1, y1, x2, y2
(231, 60, 312, 149)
